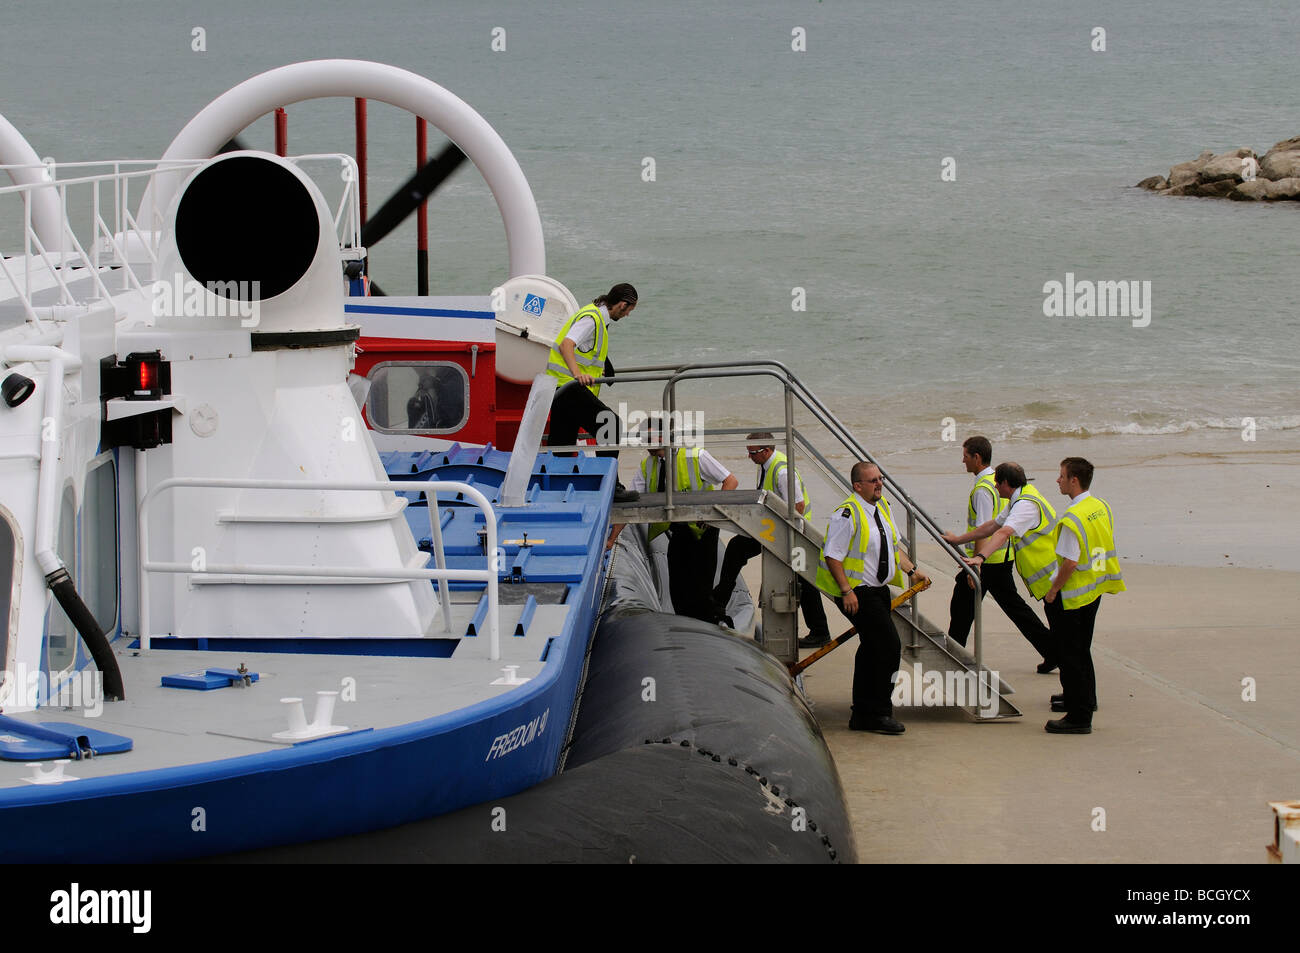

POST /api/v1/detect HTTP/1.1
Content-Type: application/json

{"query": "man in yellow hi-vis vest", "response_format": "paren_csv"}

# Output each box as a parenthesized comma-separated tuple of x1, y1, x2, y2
(712, 433, 831, 647)
(941, 442, 1057, 673)
(943, 462, 1059, 667)
(816, 461, 929, 735)
(545, 283, 639, 502)
(1042, 457, 1125, 735)
(607, 420, 738, 624)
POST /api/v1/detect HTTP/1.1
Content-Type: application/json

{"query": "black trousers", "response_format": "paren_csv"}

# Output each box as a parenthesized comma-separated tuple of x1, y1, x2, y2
(948, 560, 1055, 664)
(717, 535, 830, 638)
(548, 382, 619, 460)
(667, 524, 724, 624)
(834, 585, 901, 720)
(1045, 595, 1101, 724)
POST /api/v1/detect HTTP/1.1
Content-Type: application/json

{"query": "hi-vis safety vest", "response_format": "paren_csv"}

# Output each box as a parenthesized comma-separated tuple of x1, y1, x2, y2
(760, 451, 812, 521)
(640, 448, 713, 540)
(1055, 495, 1126, 610)
(968, 471, 1011, 564)
(815, 494, 906, 597)
(546, 304, 608, 397)
(1008, 484, 1058, 599)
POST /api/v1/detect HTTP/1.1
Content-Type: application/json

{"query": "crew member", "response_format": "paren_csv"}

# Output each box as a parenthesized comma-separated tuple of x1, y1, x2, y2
(1042, 457, 1125, 734)
(608, 422, 738, 624)
(815, 461, 929, 735)
(942, 462, 1058, 672)
(712, 434, 831, 647)
(545, 283, 639, 502)
(943, 437, 1057, 673)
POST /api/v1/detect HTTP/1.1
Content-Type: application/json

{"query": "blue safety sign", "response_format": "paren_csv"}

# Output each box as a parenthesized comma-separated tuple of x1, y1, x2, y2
(522, 294, 546, 316)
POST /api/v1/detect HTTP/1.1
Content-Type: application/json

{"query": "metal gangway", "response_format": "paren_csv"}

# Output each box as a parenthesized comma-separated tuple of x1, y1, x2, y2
(595, 359, 1021, 721)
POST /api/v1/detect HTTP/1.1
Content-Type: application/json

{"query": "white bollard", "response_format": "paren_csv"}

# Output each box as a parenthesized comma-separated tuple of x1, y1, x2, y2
(311, 691, 339, 729)
(24, 760, 79, 785)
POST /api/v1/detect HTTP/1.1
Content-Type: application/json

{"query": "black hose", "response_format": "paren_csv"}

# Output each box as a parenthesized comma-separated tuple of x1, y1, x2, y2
(45, 568, 125, 701)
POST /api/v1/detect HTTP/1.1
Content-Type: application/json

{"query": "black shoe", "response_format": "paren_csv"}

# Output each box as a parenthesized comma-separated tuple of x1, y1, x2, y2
(613, 482, 639, 503)
(849, 716, 905, 735)
(1050, 694, 1098, 713)
(798, 632, 831, 649)
(1045, 717, 1091, 734)
(1036, 661, 1058, 674)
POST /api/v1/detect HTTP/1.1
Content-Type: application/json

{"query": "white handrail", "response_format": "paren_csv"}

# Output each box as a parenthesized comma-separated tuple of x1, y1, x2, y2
(137, 60, 545, 277)
(0, 155, 361, 320)
(137, 477, 500, 658)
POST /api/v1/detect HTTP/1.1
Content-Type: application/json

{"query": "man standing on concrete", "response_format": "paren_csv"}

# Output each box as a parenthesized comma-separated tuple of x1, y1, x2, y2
(816, 461, 929, 734)
(712, 433, 832, 647)
(943, 439, 1057, 673)
(1042, 457, 1126, 734)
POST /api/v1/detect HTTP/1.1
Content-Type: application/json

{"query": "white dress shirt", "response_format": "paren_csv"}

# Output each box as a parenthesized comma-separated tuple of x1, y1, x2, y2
(563, 304, 609, 351)
(971, 466, 996, 525)
(1055, 490, 1092, 561)
(995, 488, 1044, 538)
(631, 448, 733, 492)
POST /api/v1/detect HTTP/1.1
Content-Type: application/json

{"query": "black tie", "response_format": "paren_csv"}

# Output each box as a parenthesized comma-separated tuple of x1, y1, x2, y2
(657, 456, 667, 492)
(874, 508, 890, 585)
(756, 464, 763, 490)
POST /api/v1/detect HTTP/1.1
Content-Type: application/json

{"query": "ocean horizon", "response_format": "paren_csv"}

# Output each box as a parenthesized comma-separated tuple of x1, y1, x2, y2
(2, 0, 1296, 452)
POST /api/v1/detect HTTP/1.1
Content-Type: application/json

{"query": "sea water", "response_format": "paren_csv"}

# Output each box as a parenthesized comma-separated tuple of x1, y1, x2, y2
(3, 0, 1297, 468)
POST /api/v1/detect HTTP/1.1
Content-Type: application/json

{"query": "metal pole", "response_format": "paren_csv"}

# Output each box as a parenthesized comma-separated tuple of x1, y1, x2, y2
(783, 376, 797, 523)
(907, 508, 919, 647)
(136, 449, 150, 652)
(416, 117, 428, 296)
(425, 488, 453, 632)
(663, 381, 675, 518)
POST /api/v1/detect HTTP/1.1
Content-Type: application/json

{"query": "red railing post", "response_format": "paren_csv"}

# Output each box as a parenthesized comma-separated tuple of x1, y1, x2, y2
(355, 98, 368, 229)
(274, 108, 287, 157)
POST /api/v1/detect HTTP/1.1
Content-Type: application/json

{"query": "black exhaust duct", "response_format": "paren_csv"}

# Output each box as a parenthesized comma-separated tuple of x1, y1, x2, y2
(174, 154, 319, 303)
(45, 568, 124, 701)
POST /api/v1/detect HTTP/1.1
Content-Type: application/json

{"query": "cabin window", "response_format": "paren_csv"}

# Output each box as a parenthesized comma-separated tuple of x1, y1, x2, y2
(366, 362, 469, 434)
(47, 487, 77, 673)
(83, 456, 119, 633)
(0, 507, 17, 677)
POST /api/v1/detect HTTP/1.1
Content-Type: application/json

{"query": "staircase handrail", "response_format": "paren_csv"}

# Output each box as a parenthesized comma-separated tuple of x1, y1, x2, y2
(602, 359, 989, 667)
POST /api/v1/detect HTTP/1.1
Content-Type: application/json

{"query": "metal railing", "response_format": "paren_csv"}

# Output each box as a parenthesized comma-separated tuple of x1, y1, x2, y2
(591, 359, 990, 669)
(137, 476, 501, 658)
(0, 154, 362, 324)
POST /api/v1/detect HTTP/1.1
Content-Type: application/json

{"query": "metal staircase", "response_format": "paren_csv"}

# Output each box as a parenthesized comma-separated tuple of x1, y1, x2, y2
(599, 359, 1024, 722)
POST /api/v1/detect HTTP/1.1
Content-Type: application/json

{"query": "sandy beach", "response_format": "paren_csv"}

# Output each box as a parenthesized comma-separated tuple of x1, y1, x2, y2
(804, 562, 1298, 863)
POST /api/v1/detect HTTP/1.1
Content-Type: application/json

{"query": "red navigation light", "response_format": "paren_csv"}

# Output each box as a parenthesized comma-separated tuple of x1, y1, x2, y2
(137, 360, 157, 394)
